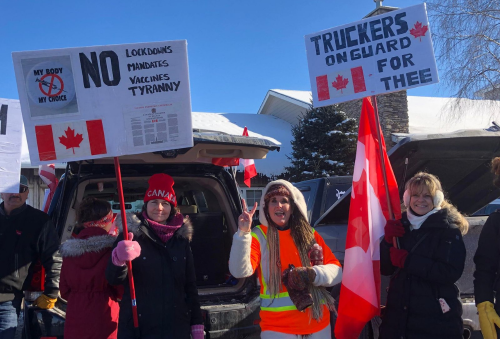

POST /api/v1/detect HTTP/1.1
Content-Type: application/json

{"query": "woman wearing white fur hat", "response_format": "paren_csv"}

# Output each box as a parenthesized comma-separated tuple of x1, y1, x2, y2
(380, 172, 468, 339)
(229, 179, 343, 339)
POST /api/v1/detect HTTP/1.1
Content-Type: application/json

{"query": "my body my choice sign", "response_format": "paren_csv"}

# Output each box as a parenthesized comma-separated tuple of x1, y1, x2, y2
(305, 3, 438, 107)
(12, 40, 193, 165)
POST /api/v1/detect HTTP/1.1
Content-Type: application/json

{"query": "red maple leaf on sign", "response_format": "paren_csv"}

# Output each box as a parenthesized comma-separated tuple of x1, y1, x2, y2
(59, 126, 84, 154)
(410, 21, 428, 41)
(332, 74, 349, 93)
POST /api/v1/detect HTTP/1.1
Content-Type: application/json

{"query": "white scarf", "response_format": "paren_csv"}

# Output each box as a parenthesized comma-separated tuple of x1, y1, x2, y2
(407, 207, 441, 230)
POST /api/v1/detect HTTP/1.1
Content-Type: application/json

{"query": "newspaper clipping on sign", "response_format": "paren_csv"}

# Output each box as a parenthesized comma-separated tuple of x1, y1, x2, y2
(305, 3, 438, 107)
(0, 99, 23, 193)
(12, 40, 193, 165)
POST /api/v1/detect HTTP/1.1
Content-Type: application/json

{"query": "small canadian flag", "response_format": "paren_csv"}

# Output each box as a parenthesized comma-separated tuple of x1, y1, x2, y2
(35, 120, 107, 161)
(241, 127, 257, 187)
(316, 66, 367, 101)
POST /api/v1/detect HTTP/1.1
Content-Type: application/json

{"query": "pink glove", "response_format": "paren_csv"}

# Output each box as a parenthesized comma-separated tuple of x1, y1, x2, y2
(191, 324, 204, 339)
(112, 233, 141, 266)
(308, 243, 324, 266)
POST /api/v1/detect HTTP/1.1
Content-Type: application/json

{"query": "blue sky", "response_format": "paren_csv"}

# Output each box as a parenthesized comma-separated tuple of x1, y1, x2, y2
(1, 0, 446, 114)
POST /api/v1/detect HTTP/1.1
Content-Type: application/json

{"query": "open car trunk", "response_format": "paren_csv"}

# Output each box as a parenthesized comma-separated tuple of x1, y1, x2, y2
(24, 132, 279, 339)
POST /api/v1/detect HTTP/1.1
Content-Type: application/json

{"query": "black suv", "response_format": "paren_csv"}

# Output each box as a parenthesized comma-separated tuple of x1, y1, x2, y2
(22, 131, 280, 339)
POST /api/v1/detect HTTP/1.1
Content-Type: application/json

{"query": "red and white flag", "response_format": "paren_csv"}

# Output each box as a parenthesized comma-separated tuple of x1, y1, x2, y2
(316, 66, 367, 101)
(39, 164, 58, 213)
(241, 127, 257, 187)
(35, 120, 107, 162)
(334, 98, 401, 339)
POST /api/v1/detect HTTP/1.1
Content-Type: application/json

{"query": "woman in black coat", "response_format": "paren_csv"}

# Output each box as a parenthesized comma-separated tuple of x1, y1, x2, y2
(106, 173, 204, 339)
(380, 172, 468, 339)
(474, 157, 500, 339)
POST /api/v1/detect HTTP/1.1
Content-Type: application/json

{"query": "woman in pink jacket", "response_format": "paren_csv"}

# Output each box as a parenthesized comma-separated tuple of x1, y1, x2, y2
(60, 198, 123, 339)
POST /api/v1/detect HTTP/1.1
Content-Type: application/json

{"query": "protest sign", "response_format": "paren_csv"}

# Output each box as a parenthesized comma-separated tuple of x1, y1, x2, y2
(12, 40, 193, 165)
(305, 3, 438, 107)
(0, 99, 23, 193)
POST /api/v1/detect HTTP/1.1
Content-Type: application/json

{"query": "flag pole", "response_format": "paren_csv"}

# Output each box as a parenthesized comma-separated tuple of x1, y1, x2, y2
(370, 96, 400, 249)
(114, 157, 140, 337)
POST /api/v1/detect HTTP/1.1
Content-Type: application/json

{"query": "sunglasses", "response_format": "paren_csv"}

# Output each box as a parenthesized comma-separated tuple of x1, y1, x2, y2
(19, 186, 28, 193)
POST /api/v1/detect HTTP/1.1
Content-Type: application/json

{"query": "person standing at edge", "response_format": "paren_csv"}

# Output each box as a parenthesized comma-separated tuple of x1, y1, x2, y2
(229, 179, 343, 339)
(474, 157, 500, 339)
(106, 173, 204, 339)
(60, 198, 122, 339)
(380, 172, 468, 339)
(0, 175, 61, 339)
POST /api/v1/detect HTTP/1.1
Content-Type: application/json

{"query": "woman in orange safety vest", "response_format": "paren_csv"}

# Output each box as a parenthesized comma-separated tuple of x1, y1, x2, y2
(229, 179, 343, 339)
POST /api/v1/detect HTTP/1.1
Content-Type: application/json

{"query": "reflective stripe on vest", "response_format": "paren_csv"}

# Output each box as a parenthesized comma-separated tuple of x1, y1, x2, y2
(252, 226, 297, 312)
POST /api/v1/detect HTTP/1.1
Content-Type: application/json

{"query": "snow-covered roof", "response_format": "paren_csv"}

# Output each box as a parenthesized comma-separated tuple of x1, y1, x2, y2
(407, 96, 499, 134)
(262, 89, 500, 134)
(257, 90, 312, 125)
(192, 112, 292, 175)
(17, 102, 292, 176)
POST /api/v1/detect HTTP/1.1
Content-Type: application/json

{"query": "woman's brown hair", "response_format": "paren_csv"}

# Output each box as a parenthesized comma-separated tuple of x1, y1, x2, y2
(76, 197, 111, 226)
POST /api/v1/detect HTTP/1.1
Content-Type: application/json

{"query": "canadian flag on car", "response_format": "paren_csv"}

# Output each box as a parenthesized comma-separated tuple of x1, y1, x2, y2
(334, 98, 401, 339)
(39, 164, 58, 213)
(316, 66, 367, 101)
(35, 120, 107, 162)
(241, 127, 257, 187)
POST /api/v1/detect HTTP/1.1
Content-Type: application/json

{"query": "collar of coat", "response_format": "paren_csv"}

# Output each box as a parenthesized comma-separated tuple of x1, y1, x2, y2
(0, 202, 28, 217)
(59, 233, 116, 257)
(116, 212, 193, 241)
(403, 208, 461, 230)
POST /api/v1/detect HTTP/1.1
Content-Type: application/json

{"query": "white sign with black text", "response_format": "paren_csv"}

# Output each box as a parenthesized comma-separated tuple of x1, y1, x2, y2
(305, 3, 438, 107)
(0, 99, 23, 193)
(12, 40, 193, 165)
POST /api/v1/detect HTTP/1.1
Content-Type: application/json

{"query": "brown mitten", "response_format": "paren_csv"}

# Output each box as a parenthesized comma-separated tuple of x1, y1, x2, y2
(282, 265, 313, 312)
(308, 243, 324, 266)
(287, 266, 317, 290)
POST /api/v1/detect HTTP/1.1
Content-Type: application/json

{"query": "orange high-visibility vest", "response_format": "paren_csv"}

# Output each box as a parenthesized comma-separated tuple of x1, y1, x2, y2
(249, 225, 341, 334)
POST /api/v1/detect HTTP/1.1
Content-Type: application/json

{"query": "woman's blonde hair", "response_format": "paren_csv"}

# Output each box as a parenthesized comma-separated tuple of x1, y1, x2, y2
(405, 172, 468, 234)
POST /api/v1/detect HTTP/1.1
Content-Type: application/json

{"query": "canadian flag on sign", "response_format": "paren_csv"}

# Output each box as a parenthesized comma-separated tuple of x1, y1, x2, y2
(316, 66, 367, 101)
(334, 98, 401, 339)
(35, 120, 107, 161)
(241, 127, 257, 187)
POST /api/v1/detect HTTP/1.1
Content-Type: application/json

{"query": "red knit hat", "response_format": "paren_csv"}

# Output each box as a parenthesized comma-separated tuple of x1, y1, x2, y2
(144, 174, 177, 206)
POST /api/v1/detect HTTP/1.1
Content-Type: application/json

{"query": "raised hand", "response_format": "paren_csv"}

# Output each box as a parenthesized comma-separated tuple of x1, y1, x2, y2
(238, 199, 258, 232)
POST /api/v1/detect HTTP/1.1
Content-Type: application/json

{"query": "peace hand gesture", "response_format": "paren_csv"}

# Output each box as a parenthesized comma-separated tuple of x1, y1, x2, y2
(238, 199, 258, 232)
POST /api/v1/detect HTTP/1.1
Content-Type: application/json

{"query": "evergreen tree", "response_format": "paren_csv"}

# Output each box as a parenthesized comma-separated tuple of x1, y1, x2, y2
(286, 104, 357, 182)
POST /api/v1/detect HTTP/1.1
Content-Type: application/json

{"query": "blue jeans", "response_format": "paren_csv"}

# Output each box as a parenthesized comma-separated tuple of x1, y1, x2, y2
(0, 297, 21, 339)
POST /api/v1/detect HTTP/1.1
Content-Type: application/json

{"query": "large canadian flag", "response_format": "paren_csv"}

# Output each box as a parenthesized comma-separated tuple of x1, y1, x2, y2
(241, 127, 257, 187)
(35, 120, 107, 162)
(334, 98, 401, 339)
